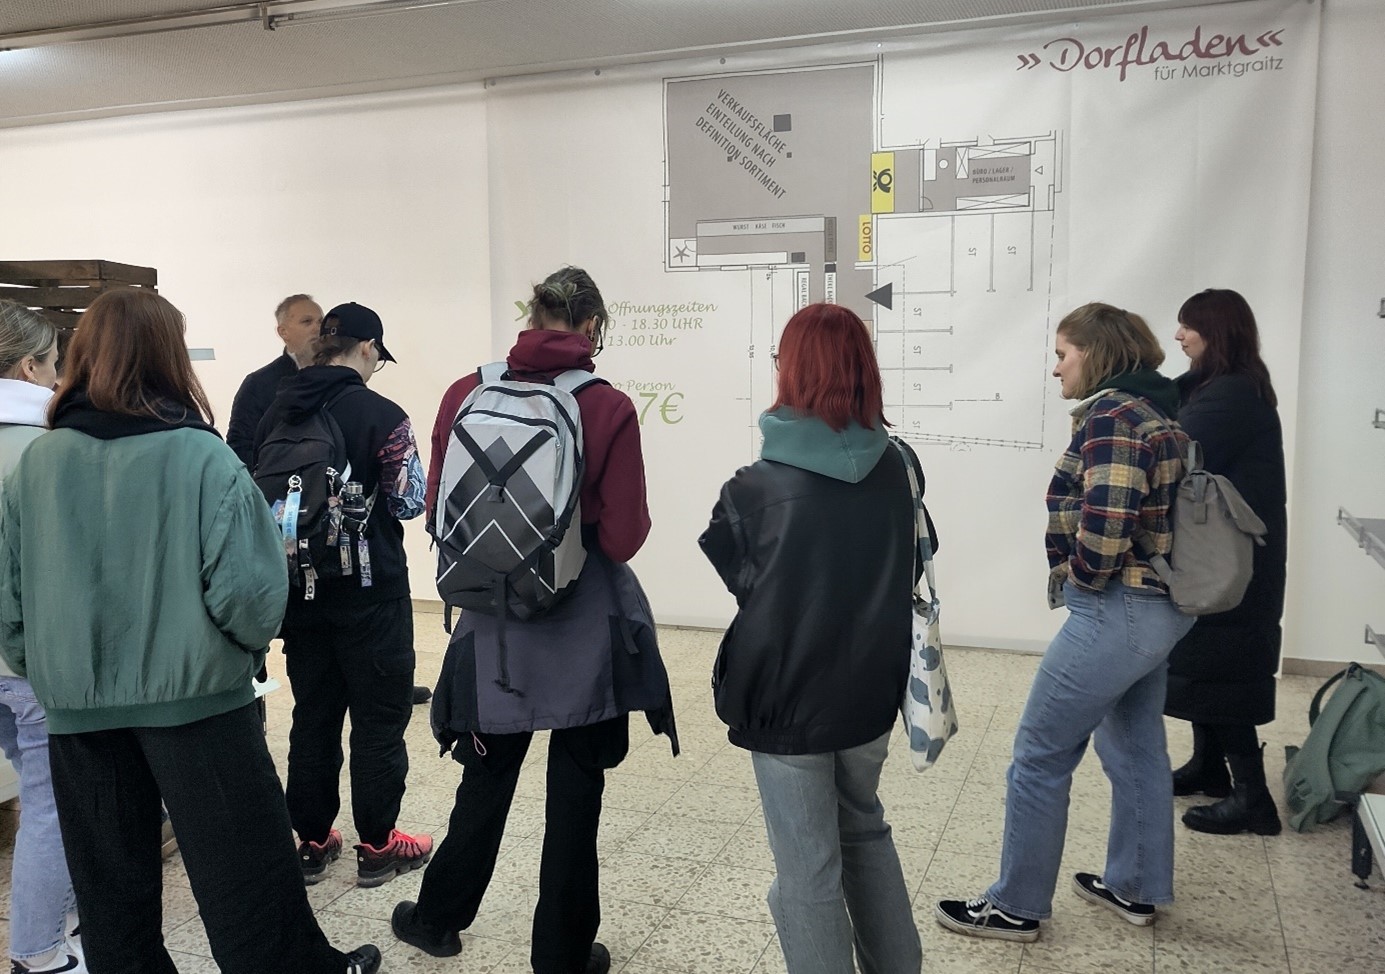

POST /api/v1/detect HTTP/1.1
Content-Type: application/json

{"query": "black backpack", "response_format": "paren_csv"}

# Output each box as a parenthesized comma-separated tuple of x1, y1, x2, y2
(253, 386, 369, 599)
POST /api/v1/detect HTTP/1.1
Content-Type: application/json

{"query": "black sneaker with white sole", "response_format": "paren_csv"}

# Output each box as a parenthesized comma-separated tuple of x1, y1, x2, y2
(935, 895, 1040, 942)
(1072, 873, 1156, 925)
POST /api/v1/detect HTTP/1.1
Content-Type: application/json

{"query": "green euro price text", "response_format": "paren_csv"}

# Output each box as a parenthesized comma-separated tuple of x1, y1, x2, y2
(635, 391, 684, 425)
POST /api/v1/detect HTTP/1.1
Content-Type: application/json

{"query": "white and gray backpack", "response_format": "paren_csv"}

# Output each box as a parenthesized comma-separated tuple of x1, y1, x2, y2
(434, 363, 604, 624)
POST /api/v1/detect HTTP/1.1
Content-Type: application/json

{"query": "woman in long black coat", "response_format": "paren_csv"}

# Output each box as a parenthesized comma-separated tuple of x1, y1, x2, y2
(1164, 288, 1287, 836)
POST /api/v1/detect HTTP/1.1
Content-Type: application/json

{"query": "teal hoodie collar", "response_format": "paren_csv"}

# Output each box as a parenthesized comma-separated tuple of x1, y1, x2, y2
(759, 407, 888, 483)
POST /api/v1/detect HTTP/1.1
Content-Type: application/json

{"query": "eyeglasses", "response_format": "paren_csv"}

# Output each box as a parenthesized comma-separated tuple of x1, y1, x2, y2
(771, 352, 779, 371)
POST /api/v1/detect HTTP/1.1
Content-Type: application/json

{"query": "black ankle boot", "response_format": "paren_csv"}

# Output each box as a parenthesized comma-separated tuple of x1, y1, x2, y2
(1172, 723, 1231, 798)
(1182, 745, 1282, 836)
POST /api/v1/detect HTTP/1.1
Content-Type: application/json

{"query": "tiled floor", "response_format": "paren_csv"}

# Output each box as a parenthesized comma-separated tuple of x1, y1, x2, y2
(2, 617, 1383, 973)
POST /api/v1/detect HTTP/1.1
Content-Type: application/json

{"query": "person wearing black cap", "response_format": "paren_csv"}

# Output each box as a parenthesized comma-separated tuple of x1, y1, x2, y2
(252, 301, 434, 889)
(234, 297, 434, 703)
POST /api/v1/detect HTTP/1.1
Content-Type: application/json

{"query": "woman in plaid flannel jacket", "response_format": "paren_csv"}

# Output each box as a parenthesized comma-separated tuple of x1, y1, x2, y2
(937, 303, 1194, 944)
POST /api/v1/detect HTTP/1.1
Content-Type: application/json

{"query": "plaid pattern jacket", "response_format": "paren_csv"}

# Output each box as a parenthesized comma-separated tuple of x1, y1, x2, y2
(1046, 390, 1188, 593)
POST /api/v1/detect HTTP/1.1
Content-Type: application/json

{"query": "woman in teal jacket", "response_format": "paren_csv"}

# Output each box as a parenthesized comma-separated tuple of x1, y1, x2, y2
(0, 289, 380, 974)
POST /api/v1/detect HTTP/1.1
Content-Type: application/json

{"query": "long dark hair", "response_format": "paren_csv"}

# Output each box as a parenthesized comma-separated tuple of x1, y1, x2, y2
(49, 289, 213, 425)
(1178, 289, 1277, 408)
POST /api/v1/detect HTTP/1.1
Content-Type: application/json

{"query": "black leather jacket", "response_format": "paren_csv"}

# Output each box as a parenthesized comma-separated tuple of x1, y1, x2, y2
(700, 445, 923, 754)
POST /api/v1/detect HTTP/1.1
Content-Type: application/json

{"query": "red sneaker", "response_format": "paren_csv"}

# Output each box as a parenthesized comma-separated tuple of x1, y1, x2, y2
(354, 829, 433, 888)
(298, 828, 343, 885)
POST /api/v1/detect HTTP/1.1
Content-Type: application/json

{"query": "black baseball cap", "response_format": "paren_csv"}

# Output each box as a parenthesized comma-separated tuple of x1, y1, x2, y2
(322, 302, 397, 363)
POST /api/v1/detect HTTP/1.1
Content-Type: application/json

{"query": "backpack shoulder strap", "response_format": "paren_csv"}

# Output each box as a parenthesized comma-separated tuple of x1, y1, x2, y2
(1310, 664, 1360, 725)
(478, 362, 508, 384)
(1184, 439, 1203, 473)
(552, 369, 607, 396)
(320, 384, 367, 479)
(323, 382, 368, 411)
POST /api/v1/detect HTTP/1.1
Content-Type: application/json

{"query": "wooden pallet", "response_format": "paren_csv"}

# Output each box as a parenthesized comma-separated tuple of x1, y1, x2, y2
(0, 260, 158, 328)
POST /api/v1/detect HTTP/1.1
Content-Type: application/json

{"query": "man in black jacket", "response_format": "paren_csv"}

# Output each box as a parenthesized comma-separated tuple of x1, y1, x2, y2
(227, 294, 323, 466)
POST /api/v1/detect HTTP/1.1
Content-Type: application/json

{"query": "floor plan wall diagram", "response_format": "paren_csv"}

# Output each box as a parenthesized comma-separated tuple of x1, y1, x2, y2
(664, 62, 1065, 453)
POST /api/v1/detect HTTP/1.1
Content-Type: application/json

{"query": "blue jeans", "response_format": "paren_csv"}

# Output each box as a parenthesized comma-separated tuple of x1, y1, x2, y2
(752, 732, 922, 974)
(0, 676, 76, 963)
(987, 581, 1194, 920)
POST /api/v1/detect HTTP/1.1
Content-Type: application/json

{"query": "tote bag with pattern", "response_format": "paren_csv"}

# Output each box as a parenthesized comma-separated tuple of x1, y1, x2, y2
(892, 438, 957, 772)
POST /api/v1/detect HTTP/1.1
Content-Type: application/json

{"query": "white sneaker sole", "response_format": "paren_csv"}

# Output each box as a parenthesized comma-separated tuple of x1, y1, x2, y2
(934, 903, 1040, 943)
(1072, 876, 1156, 926)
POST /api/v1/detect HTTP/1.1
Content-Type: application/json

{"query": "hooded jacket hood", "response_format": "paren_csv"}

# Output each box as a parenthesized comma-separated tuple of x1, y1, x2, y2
(0, 378, 53, 429)
(506, 329, 596, 376)
(271, 364, 365, 423)
(759, 407, 889, 483)
(50, 390, 220, 441)
(1071, 368, 1180, 420)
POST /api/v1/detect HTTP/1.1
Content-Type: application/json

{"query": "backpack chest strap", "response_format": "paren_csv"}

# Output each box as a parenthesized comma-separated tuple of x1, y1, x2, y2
(454, 423, 554, 499)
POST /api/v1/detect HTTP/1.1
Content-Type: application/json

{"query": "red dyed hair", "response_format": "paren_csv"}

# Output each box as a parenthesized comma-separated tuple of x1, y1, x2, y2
(771, 302, 886, 431)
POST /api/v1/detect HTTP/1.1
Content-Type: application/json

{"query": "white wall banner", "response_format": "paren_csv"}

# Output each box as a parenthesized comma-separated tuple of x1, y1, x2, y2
(486, 0, 1320, 649)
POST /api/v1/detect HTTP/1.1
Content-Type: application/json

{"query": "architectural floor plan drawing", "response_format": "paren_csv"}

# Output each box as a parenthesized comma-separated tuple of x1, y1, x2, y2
(663, 61, 1065, 453)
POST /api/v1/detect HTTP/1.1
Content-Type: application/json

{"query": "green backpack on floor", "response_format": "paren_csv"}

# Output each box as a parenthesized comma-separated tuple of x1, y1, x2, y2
(1282, 663, 1385, 832)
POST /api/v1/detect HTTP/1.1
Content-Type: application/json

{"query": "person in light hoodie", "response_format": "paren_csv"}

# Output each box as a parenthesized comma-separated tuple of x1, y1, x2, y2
(0, 299, 82, 974)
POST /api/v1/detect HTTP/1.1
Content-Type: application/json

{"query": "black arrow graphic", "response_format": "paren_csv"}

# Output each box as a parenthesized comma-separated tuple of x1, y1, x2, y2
(865, 283, 894, 310)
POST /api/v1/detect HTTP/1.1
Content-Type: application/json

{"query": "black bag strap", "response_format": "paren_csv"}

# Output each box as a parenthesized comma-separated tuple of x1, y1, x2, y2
(1309, 662, 1361, 726)
(319, 385, 361, 474)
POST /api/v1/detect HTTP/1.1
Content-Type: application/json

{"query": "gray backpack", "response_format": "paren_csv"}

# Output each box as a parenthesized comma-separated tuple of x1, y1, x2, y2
(1144, 441, 1268, 616)
(433, 364, 603, 623)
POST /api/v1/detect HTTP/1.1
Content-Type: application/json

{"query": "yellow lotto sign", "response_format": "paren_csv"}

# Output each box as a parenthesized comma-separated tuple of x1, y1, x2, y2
(858, 214, 873, 262)
(871, 151, 895, 213)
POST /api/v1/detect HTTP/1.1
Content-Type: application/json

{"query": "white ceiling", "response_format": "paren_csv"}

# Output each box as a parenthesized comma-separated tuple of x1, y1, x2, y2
(0, 0, 1250, 128)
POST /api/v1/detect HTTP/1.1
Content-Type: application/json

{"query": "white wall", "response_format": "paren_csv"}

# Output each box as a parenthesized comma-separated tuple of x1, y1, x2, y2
(1, 0, 1380, 666)
(1284, 0, 1385, 666)
(0, 86, 493, 607)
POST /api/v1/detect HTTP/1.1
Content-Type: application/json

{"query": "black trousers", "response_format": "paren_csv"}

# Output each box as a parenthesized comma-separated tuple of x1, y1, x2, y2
(48, 703, 346, 974)
(282, 595, 414, 847)
(416, 716, 630, 974)
(1198, 721, 1260, 757)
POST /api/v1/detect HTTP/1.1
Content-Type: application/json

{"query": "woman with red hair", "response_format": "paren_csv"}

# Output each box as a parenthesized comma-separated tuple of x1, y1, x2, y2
(700, 302, 924, 974)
